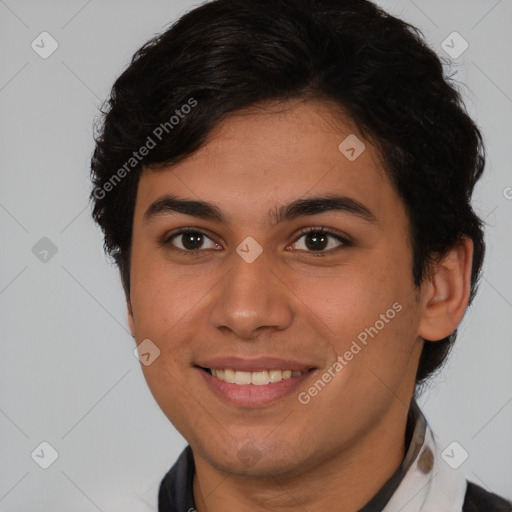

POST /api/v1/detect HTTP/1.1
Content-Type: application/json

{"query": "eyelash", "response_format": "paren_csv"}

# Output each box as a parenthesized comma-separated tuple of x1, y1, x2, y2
(161, 226, 353, 257)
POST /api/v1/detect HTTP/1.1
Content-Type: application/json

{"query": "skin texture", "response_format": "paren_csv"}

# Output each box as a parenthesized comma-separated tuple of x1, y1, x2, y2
(127, 99, 473, 511)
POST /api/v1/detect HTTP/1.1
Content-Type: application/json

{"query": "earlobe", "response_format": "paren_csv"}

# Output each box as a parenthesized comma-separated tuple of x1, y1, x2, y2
(417, 237, 474, 342)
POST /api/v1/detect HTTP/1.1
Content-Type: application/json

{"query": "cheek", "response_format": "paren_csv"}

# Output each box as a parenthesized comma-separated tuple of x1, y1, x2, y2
(295, 254, 419, 381)
(129, 250, 207, 338)
(296, 258, 406, 333)
(140, 356, 201, 436)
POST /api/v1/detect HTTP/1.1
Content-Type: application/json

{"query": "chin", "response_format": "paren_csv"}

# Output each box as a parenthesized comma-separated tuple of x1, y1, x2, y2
(198, 437, 314, 479)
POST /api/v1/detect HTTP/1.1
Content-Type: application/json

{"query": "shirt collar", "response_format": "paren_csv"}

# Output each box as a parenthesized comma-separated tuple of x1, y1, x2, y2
(380, 401, 467, 512)
(358, 399, 427, 511)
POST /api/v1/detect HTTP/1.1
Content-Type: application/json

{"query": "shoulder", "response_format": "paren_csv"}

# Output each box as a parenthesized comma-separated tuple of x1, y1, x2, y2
(463, 481, 512, 512)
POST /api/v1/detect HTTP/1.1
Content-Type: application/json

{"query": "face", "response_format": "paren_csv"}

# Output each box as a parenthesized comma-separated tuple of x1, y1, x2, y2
(128, 99, 426, 478)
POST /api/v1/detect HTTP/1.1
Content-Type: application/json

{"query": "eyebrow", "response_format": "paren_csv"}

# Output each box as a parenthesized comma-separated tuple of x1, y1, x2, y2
(143, 194, 377, 225)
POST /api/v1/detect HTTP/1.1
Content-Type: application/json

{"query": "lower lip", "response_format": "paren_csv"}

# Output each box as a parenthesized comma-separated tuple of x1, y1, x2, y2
(197, 368, 315, 408)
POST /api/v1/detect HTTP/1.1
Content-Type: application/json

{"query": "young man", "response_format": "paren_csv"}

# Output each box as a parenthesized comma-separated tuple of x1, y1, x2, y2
(90, 0, 511, 510)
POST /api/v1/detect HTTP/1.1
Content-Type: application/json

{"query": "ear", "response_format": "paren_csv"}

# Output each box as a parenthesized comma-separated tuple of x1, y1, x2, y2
(417, 237, 474, 342)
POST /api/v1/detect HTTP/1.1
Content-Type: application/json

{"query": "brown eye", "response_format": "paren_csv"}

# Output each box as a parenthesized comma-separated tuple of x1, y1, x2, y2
(180, 232, 205, 250)
(291, 228, 351, 253)
(165, 230, 220, 252)
(304, 231, 329, 250)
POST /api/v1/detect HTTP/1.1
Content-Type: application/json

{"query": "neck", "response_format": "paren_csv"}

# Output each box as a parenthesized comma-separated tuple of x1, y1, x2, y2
(192, 399, 411, 512)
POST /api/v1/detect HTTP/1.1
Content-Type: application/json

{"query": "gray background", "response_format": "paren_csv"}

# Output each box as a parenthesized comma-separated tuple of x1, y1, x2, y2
(0, 0, 511, 510)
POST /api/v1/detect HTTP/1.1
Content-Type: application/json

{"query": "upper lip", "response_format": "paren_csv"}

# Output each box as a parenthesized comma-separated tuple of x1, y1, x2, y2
(195, 356, 316, 373)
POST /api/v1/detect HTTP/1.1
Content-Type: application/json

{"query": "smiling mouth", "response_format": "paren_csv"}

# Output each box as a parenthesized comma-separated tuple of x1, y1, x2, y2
(200, 367, 308, 385)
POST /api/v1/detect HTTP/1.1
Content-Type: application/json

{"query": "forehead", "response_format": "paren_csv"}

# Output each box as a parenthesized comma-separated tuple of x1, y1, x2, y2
(135, 99, 403, 229)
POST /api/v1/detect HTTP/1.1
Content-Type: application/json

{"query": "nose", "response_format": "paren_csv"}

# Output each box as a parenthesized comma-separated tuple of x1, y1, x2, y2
(208, 250, 294, 340)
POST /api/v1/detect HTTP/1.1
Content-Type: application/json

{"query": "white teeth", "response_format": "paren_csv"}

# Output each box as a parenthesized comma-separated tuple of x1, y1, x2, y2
(234, 371, 252, 385)
(209, 368, 303, 385)
(268, 369, 283, 383)
(223, 369, 236, 383)
(251, 370, 269, 385)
